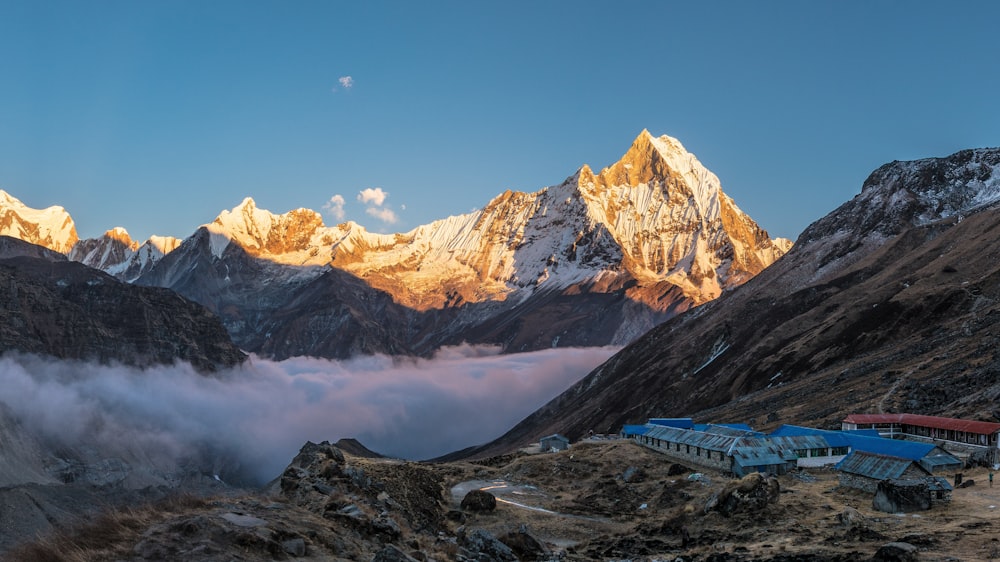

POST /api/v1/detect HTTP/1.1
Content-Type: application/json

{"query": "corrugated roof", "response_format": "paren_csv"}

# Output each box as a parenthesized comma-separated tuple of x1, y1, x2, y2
(644, 425, 739, 452)
(696, 424, 762, 437)
(844, 413, 1000, 435)
(836, 451, 916, 480)
(918, 451, 963, 472)
(731, 437, 792, 467)
(886, 477, 954, 492)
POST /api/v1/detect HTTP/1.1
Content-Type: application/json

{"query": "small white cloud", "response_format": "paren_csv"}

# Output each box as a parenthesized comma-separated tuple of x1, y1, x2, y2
(366, 206, 398, 224)
(322, 194, 346, 221)
(400, 204, 406, 211)
(357, 187, 388, 206)
(338, 76, 353, 89)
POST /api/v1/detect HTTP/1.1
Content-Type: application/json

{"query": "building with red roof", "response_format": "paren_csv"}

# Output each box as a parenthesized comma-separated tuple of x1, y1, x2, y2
(842, 413, 1000, 464)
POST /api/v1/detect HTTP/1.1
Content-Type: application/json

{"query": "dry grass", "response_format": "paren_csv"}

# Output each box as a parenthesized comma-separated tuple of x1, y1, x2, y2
(5, 494, 209, 562)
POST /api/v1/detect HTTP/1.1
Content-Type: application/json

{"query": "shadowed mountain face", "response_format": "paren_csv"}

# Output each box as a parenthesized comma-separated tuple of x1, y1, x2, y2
(474, 148, 1000, 456)
(0, 237, 245, 371)
(0, 131, 784, 359)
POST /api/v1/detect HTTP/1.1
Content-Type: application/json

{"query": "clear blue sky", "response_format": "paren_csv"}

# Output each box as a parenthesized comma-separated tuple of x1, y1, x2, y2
(1, 1, 997, 242)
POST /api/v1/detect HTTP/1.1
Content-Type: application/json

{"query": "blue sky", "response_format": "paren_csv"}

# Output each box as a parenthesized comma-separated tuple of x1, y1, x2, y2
(1, 1, 998, 242)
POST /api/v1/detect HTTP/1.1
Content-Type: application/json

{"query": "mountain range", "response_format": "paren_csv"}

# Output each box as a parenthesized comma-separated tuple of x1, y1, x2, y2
(0, 131, 790, 359)
(475, 146, 1000, 457)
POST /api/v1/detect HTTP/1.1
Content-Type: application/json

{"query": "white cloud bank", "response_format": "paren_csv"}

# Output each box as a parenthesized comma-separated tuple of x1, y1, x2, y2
(0, 346, 616, 484)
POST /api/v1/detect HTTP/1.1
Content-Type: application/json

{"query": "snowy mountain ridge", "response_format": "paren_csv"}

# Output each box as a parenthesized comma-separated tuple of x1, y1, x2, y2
(1, 130, 799, 357)
(0, 190, 78, 254)
(2, 131, 791, 312)
(181, 130, 792, 310)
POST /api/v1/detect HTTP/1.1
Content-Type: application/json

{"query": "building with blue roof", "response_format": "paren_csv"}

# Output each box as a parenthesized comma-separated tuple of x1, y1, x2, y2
(625, 418, 963, 482)
(648, 418, 694, 429)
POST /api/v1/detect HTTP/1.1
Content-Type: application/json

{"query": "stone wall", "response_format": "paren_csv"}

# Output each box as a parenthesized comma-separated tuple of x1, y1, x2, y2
(635, 436, 732, 472)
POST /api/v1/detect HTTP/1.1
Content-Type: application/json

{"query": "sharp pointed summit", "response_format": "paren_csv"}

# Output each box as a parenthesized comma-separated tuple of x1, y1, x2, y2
(0, 130, 791, 359)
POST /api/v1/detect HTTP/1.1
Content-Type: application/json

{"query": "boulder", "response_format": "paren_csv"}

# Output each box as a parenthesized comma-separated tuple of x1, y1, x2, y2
(837, 506, 866, 528)
(373, 544, 421, 562)
(458, 528, 518, 562)
(460, 489, 497, 512)
(708, 473, 780, 516)
(498, 526, 550, 561)
(871, 541, 918, 562)
(667, 463, 691, 476)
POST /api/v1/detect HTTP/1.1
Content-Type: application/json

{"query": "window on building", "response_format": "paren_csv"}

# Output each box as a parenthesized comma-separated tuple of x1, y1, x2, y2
(831, 446, 848, 456)
(794, 449, 808, 458)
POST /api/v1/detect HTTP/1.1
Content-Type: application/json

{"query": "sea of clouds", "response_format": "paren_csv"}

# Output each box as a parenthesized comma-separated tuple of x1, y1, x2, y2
(0, 345, 617, 484)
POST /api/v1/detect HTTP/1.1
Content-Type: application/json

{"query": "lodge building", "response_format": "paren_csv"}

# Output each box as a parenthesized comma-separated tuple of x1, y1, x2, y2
(842, 413, 1000, 463)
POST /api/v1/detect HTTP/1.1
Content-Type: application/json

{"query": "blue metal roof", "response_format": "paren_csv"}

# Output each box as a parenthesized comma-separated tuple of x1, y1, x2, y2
(714, 423, 755, 431)
(768, 434, 841, 451)
(840, 435, 935, 460)
(648, 418, 694, 429)
(622, 424, 649, 436)
(767, 425, 851, 448)
(836, 451, 915, 480)
(844, 429, 882, 438)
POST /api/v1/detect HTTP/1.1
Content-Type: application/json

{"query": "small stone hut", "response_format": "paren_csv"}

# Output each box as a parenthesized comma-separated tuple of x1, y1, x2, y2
(540, 434, 570, 452)
(873, 477, 952, 513)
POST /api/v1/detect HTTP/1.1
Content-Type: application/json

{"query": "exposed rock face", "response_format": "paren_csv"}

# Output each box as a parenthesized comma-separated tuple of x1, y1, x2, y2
(0, 244, 245, 371)
(474, 146, 1000, 456)
(70, 227, 180, 282)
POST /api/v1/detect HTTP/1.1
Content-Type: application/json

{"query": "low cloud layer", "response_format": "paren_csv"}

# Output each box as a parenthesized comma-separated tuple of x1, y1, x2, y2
(0, 346, 616, 484)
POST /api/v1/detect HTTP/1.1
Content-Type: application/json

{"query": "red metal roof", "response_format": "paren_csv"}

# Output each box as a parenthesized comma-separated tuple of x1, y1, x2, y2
(843, 413, 1000, 435)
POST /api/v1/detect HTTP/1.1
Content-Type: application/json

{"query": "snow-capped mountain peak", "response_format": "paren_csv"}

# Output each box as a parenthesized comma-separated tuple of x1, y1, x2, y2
(206, 197, 332, 263)
(0, 189, 78, 253)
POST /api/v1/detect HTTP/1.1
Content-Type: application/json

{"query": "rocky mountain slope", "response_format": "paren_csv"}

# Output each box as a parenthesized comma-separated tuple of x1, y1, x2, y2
(56, 131, 787, 358)
(0, 236, 245, 371)
(478, 147, 1000, 455)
